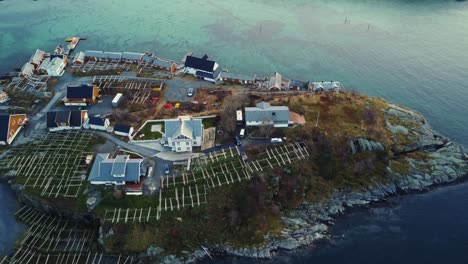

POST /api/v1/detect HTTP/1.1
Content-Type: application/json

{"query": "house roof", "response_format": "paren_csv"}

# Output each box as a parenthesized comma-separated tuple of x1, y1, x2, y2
(67, 84, 94, 99)
(30, 49, 45, 65)
(152, 59, 173, 69)
(165, 117, 203, 140)
(312, 81, 341, 90)
(185, 55, 216, 72)
(55, 111, 71, 123)
(20, 63, 34, 76)
(47, 111, 85, 127)
(289, 79, 308, 88)
(38, 57, 64, 74)
(289, 111, 306, 124)
(46, 112, 58, 128)
(85, 50, 123, 60)
(220, 72, 256, 81)
(88, 153, 144, 183)
(73, 51, 85, 63)
(88, 117, 105, 126)
(0, 115, 9, 141)
(114, 124, 132, 133)
(121, 52, 144, 61)
(245, 102, 290, 124)
(268, 72, 282, 89)
(142, 54, 154, 63)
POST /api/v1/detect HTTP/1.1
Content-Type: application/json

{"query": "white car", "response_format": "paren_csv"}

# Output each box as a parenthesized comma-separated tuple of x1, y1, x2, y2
(188, 88, 194, 97)
(271, 138, 283, 143)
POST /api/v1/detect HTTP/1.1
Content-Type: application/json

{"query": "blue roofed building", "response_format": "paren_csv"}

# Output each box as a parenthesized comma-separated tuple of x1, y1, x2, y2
(88, 153, 147, 195)
(114, 124, 134, 138)
(84, 116, 110, 131)
(163, 116, 204, 152)
(245, 102, 290, 128)
(184, 55, 221, 83)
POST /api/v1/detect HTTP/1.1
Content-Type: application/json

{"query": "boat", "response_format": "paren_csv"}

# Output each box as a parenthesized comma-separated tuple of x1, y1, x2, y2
(65, 37, 72, 42)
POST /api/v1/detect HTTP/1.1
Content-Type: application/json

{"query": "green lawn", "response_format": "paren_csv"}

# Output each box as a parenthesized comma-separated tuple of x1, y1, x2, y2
(136, 121, 165, 140)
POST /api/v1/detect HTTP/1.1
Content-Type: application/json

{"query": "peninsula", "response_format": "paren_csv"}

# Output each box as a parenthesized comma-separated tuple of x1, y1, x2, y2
(0, 41, 467, 263)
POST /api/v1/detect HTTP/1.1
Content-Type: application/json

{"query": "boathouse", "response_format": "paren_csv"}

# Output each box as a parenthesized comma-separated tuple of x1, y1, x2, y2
(87, 153, 147, 195)
(184, 55, 221, 83)
(121, 52, 144, 63)
(19, 63, 35, 78)
(289, 79, 309, 90)
(73, 51, 85, 64)
(257, 72, 290, 91)
(46, 110, 88, 131)
(0, 114, 28, 145)
(84, 50, 123, 62)
(29, 49, 46, 68)
(312, 81, 342, 91)
(220, 72, 256, 85)
(64, 84, 100, 106)
(152, 59, 174, 71)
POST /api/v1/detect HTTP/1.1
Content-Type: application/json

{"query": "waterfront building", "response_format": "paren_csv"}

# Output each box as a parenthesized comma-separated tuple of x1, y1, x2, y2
(37, 56, 67, 76)
(19, 63, 35, 78)
(29, 49, 46, 68)
(152, 59, 174, 71)
(184, 55, 222, 83)
(257, 72, 291, 91)
(84, 50, 123, 62)
(220, 72, 256, 85)
(73, 51, 85, 64)
(121, 52, 144, 63)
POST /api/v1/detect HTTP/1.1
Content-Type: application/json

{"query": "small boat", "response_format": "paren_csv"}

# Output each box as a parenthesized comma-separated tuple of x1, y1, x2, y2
(65, 37, 72, 42)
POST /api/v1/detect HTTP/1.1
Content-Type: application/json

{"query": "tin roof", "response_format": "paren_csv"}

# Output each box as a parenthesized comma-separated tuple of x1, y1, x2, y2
(165, 117, 203, 140)
(67, 84, 94, 99)
(87, 153, 144, 183)
(114, 124, 132, 133)
(245, 102, 290, 124)
(185, 55, 216, 72)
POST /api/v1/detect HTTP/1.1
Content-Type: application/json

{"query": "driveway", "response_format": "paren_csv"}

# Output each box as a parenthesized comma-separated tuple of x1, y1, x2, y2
(165, 78, 215, 102)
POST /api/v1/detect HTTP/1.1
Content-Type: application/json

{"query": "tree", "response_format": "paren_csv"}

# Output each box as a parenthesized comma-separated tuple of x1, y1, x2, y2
(220, 94, 248, 135)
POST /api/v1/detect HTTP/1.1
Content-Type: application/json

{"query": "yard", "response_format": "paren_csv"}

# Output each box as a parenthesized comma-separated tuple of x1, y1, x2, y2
(135, 121, 165, 140)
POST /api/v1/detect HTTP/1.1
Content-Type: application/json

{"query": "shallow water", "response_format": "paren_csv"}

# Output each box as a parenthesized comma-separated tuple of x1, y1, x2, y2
(0, 0, 467, 260)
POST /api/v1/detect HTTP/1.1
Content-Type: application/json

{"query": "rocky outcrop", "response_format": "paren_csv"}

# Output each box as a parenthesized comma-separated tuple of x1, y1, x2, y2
(193, 102, 468, 262)
(348, 138, 385, 154)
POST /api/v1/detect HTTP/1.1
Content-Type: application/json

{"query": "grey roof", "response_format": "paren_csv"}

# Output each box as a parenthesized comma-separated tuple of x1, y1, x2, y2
(245, 102, 290, 124)
(88, 153, 143, 183)
(142, 54, 154, 63)
(220, 72, 255, 81)
(121, 52, 144, 61)
(289, 79, 308, 88)
(152, 59, 173, 69)
(85, 50, 122, 60)
(165, 118, 203, 140)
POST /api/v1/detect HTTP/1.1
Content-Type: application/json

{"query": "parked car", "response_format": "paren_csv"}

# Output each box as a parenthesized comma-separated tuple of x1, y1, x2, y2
(188, 88, 194, 97)
(239, 128, 245, 138)
(234, 136, 242, 146)
(164, 164, 170, 175)
(270, 138, 283, 143)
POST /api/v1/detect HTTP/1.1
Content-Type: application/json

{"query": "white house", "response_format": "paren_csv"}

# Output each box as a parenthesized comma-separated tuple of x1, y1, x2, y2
(163, 116, 204, 153)
(37, 56, 66, 76)
(87, 153, 146, 195)
(245, 102, 290, 128)
(184, 55, 222, 83)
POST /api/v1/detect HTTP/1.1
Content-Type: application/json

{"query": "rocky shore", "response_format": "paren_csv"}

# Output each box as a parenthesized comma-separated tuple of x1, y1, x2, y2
(156, 102, 468, 263)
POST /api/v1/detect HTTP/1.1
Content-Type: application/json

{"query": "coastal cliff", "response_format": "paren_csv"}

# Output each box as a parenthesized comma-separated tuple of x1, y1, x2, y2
(203, 98, 468, 260)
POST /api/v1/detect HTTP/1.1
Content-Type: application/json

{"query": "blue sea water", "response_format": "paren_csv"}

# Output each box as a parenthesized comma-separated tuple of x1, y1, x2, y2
(0, 0, 467, 261)
(0, 180, 24, 257)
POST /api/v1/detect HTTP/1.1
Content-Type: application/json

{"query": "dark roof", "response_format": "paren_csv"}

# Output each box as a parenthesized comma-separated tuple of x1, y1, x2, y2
(0, 115, 9, 141)
(67, 84, 94, 99)
(55, 111, 71, 123)
(89, 117, 105, 126)
(70, 111, 83, 127)
(46, 112, 58, 128)
(185, 55, 216, 72)
(195, 71, 215, 79)
(114, 124, 131, 133)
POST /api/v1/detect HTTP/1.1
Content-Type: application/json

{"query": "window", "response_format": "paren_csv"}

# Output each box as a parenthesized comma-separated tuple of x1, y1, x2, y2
(178, 147, 181, 151)
(186, 142, 190, 146)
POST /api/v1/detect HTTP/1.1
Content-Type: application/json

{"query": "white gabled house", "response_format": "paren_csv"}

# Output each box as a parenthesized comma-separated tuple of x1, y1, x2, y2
(85, 116, 110, 131)
(163, 116, 204, 153)
(184, 55, 222, 83)
(114, 124, 134, 138)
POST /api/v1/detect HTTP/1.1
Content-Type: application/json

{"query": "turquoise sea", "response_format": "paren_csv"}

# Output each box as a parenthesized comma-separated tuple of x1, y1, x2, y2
(1, 0, 468, 261)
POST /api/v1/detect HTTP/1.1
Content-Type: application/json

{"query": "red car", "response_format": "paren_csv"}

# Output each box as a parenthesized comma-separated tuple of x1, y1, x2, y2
(164, 103, 173, 109)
